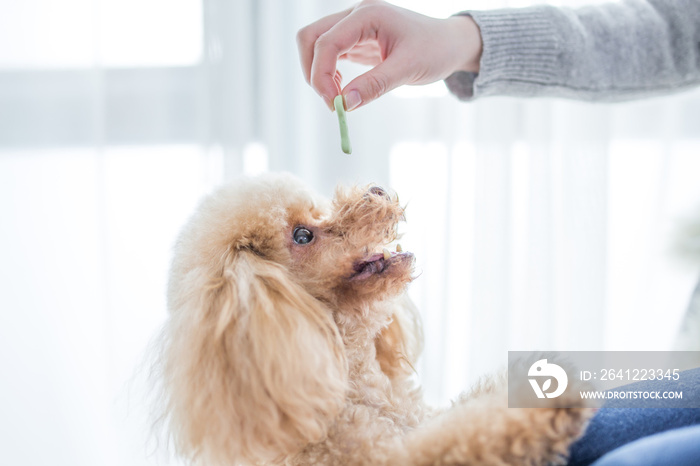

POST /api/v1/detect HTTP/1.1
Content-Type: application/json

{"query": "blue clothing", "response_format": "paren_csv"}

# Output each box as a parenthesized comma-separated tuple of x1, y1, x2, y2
(591, 424, 700, 466)
(568, 367, 700, 466)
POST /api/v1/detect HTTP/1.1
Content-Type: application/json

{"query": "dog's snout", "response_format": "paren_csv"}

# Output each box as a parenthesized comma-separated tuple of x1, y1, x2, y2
(367, 186, 390, 200)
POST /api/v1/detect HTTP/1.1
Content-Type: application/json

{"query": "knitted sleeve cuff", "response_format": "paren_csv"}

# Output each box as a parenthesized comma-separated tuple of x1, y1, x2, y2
(445, 6, 563, 101)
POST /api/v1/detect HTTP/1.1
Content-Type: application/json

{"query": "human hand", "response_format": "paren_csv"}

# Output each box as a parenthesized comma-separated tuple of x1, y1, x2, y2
(296, 0, 482, 111)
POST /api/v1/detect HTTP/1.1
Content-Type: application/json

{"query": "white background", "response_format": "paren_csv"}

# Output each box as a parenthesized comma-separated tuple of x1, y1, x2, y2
(1, 0, 699, 464)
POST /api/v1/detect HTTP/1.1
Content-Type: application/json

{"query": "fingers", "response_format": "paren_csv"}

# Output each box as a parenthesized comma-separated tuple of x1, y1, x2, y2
(333, 70, 343, 95)
(298, 1, 414, 110)
(340, 42, 382, 67)
(342, 56, 410, 111)
(296, 8, 353, 91)
(308, 10, 378, 109)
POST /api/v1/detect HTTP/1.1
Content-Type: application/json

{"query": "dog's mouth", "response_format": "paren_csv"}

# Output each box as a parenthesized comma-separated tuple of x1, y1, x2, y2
(350, 244, 414, 281)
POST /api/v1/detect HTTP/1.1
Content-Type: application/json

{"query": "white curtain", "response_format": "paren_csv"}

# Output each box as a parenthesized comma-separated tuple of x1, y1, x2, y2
(2, 0, 699, 465)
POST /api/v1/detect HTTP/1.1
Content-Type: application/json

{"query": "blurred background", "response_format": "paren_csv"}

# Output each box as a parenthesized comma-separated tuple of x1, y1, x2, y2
(1, 0, 700, 464)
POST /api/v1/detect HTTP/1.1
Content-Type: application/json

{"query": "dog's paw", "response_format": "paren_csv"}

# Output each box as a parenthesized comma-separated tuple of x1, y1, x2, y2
(503, 356, 597, 465)
(508, 354, 598, 408)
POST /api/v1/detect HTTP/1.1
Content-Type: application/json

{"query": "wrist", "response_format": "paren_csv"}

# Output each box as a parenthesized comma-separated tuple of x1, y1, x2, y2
(446, 15, 482, 74)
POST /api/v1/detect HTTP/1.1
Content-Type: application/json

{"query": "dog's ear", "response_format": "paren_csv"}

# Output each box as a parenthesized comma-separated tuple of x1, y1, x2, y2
(160, 248, 347, 465)
(375, 295, 424, 378)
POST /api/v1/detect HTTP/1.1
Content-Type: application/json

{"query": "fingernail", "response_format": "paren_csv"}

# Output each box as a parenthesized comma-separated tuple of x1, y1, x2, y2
(344, 90, 361, 111)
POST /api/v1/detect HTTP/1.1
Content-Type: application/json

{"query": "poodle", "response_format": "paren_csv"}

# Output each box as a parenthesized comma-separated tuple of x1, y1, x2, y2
(153, 173, 593, 466)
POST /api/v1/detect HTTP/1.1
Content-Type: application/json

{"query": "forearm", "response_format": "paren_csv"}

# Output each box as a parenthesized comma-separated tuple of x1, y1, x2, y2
(446, 0, 700, 102)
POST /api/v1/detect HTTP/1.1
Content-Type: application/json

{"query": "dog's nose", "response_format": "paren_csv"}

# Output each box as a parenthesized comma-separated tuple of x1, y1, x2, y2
(367, 186, 390, 200)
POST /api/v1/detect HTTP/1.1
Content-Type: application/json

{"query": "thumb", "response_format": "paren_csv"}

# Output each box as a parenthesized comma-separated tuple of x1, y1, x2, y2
(342, 59, 408, 111)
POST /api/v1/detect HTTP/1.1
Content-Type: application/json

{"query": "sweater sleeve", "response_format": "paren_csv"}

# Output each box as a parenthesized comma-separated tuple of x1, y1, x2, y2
(445, 0, 700, 101)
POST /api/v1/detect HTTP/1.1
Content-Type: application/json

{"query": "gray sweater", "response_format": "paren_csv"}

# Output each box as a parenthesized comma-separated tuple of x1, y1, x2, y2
(445, 0, 700, 101)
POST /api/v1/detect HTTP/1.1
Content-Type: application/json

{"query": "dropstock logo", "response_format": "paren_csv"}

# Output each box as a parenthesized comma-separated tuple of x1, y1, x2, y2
(528, 359, 568, 399)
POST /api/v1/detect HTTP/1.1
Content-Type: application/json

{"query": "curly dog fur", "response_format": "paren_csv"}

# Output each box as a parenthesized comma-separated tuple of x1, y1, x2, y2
(153, 173, 593, 465)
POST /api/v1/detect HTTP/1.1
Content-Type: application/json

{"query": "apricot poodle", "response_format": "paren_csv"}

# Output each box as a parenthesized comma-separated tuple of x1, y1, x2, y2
(153, 173, 593, 465)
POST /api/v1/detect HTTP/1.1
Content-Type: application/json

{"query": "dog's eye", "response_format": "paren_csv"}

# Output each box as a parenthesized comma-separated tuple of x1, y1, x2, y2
(293, 227, 314, 245)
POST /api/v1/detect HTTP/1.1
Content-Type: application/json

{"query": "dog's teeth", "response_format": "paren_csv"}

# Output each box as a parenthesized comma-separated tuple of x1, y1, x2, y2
(396, 244, 403, 253)
(383, 248, 391, 260)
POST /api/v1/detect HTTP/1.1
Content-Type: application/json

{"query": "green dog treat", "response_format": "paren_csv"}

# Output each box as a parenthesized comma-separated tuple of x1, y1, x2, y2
(334, 94, 352, 154)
